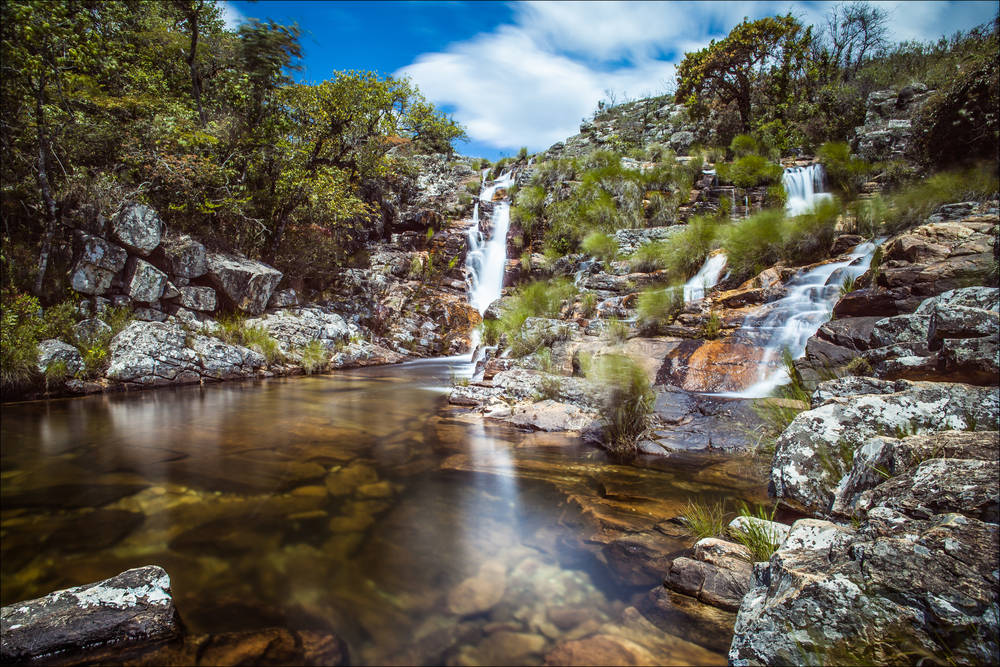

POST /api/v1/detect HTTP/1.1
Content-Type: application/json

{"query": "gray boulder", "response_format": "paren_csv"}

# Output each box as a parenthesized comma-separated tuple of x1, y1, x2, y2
(267, 288, 299, 309)
(914, 285, 1000, 314)
(205, 253, 282, 315)
(36, 339, 84, 376)
(189, 336, 266, 381)
(246, 308, 349, 361)
(69, 233, 128, 296)
(664, 537, 753, 612)
(730, 511, 998, 666)
(159, 235, 207, 278)
(178, 286, 217, 312)
(771, 378, 1000, 516)
(74, 318, 112, 346)
(669, 131, 696, 155)
(858, 458, 999, 522)
(123, 257, 168, 303)
(112, 204, 162, 256)
(1, 566, 179, 663)
(161, 281, 180, 300)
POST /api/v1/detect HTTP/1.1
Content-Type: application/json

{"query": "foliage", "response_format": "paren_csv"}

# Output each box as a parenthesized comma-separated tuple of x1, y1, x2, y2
(636, 287, 684, 335)
(497, 280, 576, 357)
(730, 503, 783, 563)
(586, 352, 654, 453)
(817, 142, 873, 199)
(604, 318, 630, 345)
(700, 312, 723, 339)
(628, 217, 719, 281)
(717, 155, 784, 189)
(882, 167, 999, 235)
(299, 339, 328, 375)
(684, 497, 733, 540)
(581, 231, 619, 263)
(214, 314, 284, 365)
(478, 319, 503, 346)
(1, 291, 43, 395)
(846, 357, 874, 377)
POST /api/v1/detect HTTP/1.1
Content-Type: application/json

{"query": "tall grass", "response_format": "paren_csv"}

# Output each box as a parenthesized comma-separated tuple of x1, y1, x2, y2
(215, 314, 285, 365)
(586, 352, 654, 452)
(300, 339, 328, 375)
(499, 279, 576, 357)
(684, 498, 733, 540)
(882, 167, 999, 235)
(730, 503, 783, 563)
(636, 287, 684, 335)
(628, 216, 719, 279)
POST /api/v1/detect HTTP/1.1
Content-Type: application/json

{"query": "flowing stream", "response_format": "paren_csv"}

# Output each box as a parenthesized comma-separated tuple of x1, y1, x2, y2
(783, 164, 833, 216)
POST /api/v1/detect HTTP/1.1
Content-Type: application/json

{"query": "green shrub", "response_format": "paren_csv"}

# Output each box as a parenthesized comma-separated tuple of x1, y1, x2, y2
(300, 339, 328, 375)
(479, 319, 503, 346)
(701, 312, 722, 339)
(730, 503, 782, 563)
(465, 181, 480, 195)
(581, 231, 619, 263)
(782, 197, 840, 263)
(846, 357, 874, 377)
(721, 209, 785, 283)
(580, 291, 598, 318)
(849, 194, 889, 237)
(883, 167, 999, 235)
(605, 317, 630, 345)
(586, 352, 654, 452)
(215, 314, 286, 365)
(499, 279, 576, 356)
(39, 301, 79, 342)
(720, 155, 784, 189)
(817, 142, 873, 199)
(684, 497, 732, 540)
(1, 291, 43, 395)
(636, 287, 684, 335)
(518, 146, 529, 160)
(730, 134, 760, 158)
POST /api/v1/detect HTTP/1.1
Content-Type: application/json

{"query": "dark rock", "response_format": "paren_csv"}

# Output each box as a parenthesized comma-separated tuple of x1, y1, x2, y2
(43, 510, 145, 552)
(267, 288, 299, 309)
(1, 483, 151, 509)
(112, 204, 163, 256)
(178, 286, 217, 312)
(832, 287, 907, 318)
(635, 586, 737, 655)
(158, 234, 207, 278)
(928, 304, 999, 343)
(0, 565, 180, 663)
(108, 628, 348, 666)
(859, 458, 999, 522)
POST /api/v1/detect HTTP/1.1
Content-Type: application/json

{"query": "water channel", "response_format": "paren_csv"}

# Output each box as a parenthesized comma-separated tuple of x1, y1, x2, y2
(1, 358, 765, 665)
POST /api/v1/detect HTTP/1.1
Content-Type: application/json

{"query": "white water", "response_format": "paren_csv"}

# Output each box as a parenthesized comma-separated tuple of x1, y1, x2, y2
(683, 252, 728, 302)
(725, 239, 882, 397)
(784, 164, 833, 216)
(467, 170, 515, 314)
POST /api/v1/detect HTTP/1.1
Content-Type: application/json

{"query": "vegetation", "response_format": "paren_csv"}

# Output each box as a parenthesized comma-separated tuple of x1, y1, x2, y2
(730, 503, 783, 563)
(586, 352, 655, 453)
(299, 340, 328, 375)
(214, 314, 284, 364)
(683, 497, 733, 540)
(636, 287, 684, 335)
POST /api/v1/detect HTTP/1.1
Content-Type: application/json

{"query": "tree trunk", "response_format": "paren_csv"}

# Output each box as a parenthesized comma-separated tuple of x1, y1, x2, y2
(32, 77, 60, 297)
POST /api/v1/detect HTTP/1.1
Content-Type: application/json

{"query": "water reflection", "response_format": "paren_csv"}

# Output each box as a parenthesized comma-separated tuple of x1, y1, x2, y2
(1, 360, 764, 665)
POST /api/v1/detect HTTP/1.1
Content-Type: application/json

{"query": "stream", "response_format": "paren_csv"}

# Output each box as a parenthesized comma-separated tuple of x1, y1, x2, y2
(0, 360, 765, 665)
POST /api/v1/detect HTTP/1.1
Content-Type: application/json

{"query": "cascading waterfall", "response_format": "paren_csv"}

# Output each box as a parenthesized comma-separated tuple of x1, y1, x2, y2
(683, 252, 728, 302)
(726, 239, 882, 397)
(784, 164, 833, 216)
(466, 170, 514, 315)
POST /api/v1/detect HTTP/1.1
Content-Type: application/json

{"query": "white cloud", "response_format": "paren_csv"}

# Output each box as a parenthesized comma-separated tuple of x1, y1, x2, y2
(220, 1, 247, 30)
(398, 1, 998, 154)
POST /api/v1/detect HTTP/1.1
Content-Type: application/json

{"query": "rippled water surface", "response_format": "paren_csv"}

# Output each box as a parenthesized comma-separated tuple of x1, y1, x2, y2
(1, 359, 766, 665)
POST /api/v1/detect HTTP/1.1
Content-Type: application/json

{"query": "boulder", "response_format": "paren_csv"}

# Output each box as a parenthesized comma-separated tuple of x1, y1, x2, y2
(267, 288, 299, 309)
(0, 566, 180, 663)
(36, 339, 84, 376)
(189, 335, 267, 381)
(74, 318, 112, 346)
(504, 400, 595, 432)
(123, 257, 168, 303)
(246, 308, 349, 361)
(179, 286, 217, 312)
(206, 253, 282, 315)
(770, 378, 1000, 516)
(69, 233, 129, 295)
(112, 204, 162, 256)
(858, 458, 999, 522)
(730, 511, 998, 666)
(159, 234, 207, 278)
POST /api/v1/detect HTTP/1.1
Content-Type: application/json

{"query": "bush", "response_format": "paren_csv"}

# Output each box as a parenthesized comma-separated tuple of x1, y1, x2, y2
(479, 319, 503, 346)
(719, 155, 784, 189)
(883, 167, 999, 235)
(1, 291, 43, 396)
(817, 142, 873, 199)
(730, 134, 760, 158)
(701, 312, 722, 339)
(300, 339, 328, 375)
(605, 317, 630, 345)
(586, 352, 654, 453)
(498, 279, 576, 356)
(782, 197, 840, 263)
(581, 231, 619, 263)
(636, 287, 684, 335)
(730, 503, 782, 563)
(215, 314, 285, 365)
(721, 209, 785, 283)
(629, 216, 719, 280)
(684, 497, 732, 540)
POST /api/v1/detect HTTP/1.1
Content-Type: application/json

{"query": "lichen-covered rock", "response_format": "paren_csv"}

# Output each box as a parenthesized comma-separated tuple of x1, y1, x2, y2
(69, 233, 129, 295)
(504, 400, 595, 432)
(914, 285, 1000, 314)
(74, 318, 112, 346)
(329, 340, 407, 369)
(831, 430, 999, 517)
(159, 234, 207, 278)
(729, 511, 998, 666)
(771, 378, 1000, 515)
(927, 304, 999, 342)
(179, 286, 217, 312)
(0, 565, 179, 663)
(112, 204, 162, 256)
(245, 308, 349, 361)
(124, 257, 168, 303)
(106, 321, 262, 385)
(205, 253, 282, 315)
(858, 458, 999, 522)
(267, 288, 299, 308)
(36, 339, 84, 376)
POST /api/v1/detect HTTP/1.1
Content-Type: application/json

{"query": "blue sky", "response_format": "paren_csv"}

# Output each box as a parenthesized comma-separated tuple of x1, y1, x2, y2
(224, 1, 998, 160)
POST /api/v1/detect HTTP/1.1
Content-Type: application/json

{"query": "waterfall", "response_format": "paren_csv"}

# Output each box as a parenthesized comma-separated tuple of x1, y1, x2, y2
(784, 164, 833, 216)
(683, 252, 728, 301)
(467, 170, 514, 315)
(725, 239, 883, 397)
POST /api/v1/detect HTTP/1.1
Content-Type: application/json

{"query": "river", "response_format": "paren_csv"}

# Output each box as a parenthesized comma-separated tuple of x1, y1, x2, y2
(1, 358, 766, 665)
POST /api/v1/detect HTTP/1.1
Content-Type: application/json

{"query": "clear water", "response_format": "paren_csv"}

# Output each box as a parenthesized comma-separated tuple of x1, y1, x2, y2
(0, 361, 765, 665)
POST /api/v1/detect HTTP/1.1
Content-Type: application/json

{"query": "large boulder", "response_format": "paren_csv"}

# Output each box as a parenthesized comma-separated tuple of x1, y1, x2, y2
(770, 378, 1000, 516)
(246, 308, 349, 361)
(112, 204, 162, 256)
(74, 318, 112, 347)
(69, 233, 129, 296)
(123, 257, 168, 303)
(729, 511, 998, 666)
(36, 339, 84, 376)
(158, 234, 208, 278)
(178, 286, 217, 312)
(106, 321, 264, 385)
(205, 253, 282, 315)
(0, 565, 180, 663)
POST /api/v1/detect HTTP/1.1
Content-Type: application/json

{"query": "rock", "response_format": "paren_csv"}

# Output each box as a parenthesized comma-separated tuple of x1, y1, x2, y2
(858, 458, 999, 522)
(927, 304, 999, 343)
(771, 378, 1000, 516)
(729, 511, 998, 666)
(161, 281, 180, 300)
(914, 285, 1000, 313)
(330, 340, 407, 368)
(69, 233, 129, 295)
(124, 257, 168, 303)
(634, 586, 737, 655)
(504, 400, 595, 432)
(267, 288, 299, 308)
(112, 628, 349, 666)
(158, 234, 207, 278)
(246, 308, 348, 360)
(134, 307, 168, 323)
(0, 565, 180, 663)
(205, 253, 283, 315)
(831, 430, 999, 517)
(543, 635, 655, 666)
(728, 516, 790, 548)
(189, 335, 266, 381)
(112, 204, 163, 256)
(669, 131, 696, 155)
(447, 559, 507, 616)
(36, 339, 84, 376)
(179, 286, 217, 312)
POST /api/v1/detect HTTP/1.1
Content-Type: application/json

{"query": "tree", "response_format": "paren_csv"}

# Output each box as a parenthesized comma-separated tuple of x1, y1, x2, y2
(399, 96, 468, 156)
(675, 14, 812, 132)
(820, 1, 892, 81)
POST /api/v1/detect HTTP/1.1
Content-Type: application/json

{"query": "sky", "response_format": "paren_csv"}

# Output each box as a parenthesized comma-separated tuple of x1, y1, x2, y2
(223, 1, 998, 160)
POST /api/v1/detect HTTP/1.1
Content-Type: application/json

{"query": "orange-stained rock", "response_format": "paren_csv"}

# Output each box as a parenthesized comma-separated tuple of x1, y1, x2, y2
(657, 339, 772, 393)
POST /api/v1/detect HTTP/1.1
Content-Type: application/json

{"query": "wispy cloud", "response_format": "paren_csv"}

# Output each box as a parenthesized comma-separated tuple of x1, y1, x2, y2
(220, 1, 247, 30)
(398, 0, 998, 155)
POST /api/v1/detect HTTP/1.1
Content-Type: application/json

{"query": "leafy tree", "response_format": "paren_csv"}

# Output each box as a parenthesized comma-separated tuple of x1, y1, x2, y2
(675, 14, 813, 132)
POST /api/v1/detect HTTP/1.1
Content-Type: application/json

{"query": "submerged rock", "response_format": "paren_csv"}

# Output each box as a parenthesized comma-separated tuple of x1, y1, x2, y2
(0, 565, 180, 663)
